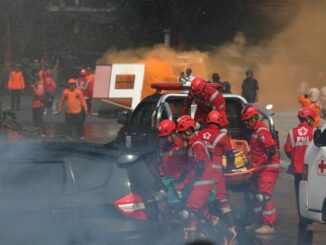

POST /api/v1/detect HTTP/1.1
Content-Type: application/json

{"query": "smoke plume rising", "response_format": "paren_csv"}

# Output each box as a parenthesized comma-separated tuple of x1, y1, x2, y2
(98, 0, 326, 111)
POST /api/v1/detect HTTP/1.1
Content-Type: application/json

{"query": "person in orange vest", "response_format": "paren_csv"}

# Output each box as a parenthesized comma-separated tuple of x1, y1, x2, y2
(31, 76, 46, 136)
(284, 106, 314, 227)
(8, 64, 25, 111)
(298, 88, 321, 128)
(58, 78, 88, 140)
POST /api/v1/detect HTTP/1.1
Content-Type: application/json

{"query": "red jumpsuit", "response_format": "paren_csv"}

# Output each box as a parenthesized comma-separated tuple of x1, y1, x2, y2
(159, 136, 188, 179)
(177, 135, 214, 215)
(284, 122, 314, 225)
(183, 87, 229, 127)
(284, 122, 314, 174)
(199, 124, 233, 214)
(249, 120, 280, 226)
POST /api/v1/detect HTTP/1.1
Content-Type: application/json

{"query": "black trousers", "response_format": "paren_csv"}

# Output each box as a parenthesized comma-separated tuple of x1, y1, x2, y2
(294, 173, 313, 226)
(32, 107, 45, 134)
(11, 89, 22, 110)
(65, 112, 84, 137)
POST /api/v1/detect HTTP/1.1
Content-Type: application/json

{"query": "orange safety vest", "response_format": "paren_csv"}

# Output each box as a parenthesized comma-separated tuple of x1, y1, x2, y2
(8, 71, 25, 90)
(58, 88, 88, 114)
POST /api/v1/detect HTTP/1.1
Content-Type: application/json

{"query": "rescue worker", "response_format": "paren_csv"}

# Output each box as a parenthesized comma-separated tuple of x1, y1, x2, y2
(42, 68, 57, 115)
(198, 111, 236, 237)
(176, 115, 235, 244)
(284, 106, 314, 227)
(8, 64, 25, 111)
(183, 78, 228, 127)
(298, 88, 321, 128)
(175, 115, 214, 231)
(76, 68, 94, 116)
(241, 105, 280, 234)
(58, 78, 88, 140)
(241, 69, 259, 103)
(31, 76, 46, 136)
(198, 111, 237, 240)
(157, 119, 187, 179)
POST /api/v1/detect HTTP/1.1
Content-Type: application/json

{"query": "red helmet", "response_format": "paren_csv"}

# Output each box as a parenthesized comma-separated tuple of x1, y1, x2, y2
(298, 106, 314, 120)
(207, 111, 223, 125)
(80, 68, 88, 76)
(191, 77, 206, 95)
(176, 115, 196, 132)
(158, 119, 176, 137)
(241, 105, 259, 121)
(68, 78, 76, 84)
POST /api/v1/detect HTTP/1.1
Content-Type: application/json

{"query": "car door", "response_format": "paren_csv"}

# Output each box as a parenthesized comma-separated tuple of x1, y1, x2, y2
(306, 142, 326, 212)
(0, 157, 79, 245)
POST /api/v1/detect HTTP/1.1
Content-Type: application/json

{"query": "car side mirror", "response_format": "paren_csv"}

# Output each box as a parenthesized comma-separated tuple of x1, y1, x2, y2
(313, 129, 322, 147)
(117, 111, 130, 124)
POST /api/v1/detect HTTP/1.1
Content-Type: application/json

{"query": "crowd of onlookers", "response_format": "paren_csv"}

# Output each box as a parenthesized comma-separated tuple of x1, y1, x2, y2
(1, 59, 95, 140)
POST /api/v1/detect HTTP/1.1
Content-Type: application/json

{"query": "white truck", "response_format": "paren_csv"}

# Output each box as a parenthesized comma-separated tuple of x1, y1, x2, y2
(299, 123, 326, 222)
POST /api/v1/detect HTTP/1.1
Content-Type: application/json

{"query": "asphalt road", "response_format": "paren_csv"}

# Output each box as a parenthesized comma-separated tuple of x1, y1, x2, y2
(1, 93, 326, 245)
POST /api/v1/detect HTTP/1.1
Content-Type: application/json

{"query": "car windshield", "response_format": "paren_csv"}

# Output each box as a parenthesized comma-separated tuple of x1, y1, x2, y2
(129, 101, 156, 126)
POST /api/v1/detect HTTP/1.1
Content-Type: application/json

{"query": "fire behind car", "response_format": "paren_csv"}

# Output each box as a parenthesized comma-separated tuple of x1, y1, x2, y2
(0, 142, 167, 245)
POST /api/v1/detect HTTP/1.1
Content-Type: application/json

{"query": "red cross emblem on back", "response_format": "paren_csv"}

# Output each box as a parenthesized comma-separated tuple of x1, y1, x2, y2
(298, 127, 308, 136)
(203, 132, 211, 140)
(317, 158, 326, 176)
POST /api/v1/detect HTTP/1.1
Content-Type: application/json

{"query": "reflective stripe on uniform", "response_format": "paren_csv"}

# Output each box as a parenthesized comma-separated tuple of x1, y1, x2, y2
(257, 127, 270, 134)
(260, 164, 280, 169)
(254, 207, 262, 213)
(76, 80, 90, 90)
(193, 179, 214, 186)
(212, 164, 223, 169)
(189, 141, 210, 158)
(262, 208, 276, 216)
(206, 133, 226, 149)
(289, 129, 295, 147)
(209, 91, 219, 103)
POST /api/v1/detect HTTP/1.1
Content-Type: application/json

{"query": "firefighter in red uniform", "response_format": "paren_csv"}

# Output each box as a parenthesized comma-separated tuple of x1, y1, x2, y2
(76, 68, 94, 115)
(198, 111, 237, 238)
(241, 105, 280, 234)
(157, 119, 187, 179)
(284, 106, 314, 227)
(175, 115, 214, 230)
(183, 78, 229, 127)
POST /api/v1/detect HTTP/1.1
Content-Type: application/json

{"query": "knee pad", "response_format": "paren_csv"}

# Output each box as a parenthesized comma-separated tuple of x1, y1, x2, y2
(255, 193, 271, 208)
(180, 209, 190, 220)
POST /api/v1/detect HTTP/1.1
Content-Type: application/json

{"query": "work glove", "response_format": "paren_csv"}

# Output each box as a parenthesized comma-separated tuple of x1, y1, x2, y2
(267, 146, 276, 161)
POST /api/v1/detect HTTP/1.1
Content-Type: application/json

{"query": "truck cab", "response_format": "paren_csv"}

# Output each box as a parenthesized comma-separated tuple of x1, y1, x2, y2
(106, 83, 278, 183)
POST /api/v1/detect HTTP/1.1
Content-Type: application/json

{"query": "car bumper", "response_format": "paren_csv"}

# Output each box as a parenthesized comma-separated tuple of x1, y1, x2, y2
(299, 181, 324, 223)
